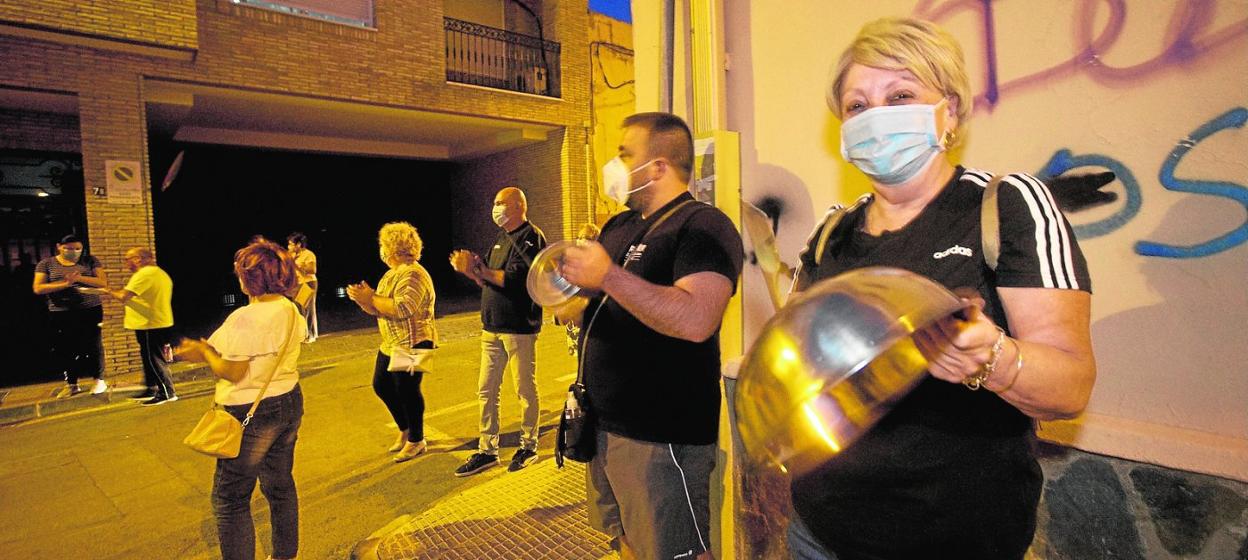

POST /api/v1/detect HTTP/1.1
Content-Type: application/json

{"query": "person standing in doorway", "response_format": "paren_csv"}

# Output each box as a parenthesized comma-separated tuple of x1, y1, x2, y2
(33, 234, 110, 396)
(97, 247, 178, 405)
(287, 232, 318, 343)
(449, 186, 547, 476)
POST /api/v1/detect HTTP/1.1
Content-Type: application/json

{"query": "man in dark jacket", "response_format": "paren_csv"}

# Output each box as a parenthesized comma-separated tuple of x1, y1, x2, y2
(450, 186, 547, 475)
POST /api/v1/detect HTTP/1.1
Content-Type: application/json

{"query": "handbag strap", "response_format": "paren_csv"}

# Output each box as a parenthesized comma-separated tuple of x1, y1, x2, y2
(574, 198, 699, 384)
(239, 303, 300, 427)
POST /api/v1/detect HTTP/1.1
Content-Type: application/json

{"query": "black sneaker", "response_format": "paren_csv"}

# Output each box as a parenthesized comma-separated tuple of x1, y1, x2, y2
(129, 390, 157, 401)
(141, 394, 179, 407)
(454, 453, 499, 477)
(508, 449, 538, 472)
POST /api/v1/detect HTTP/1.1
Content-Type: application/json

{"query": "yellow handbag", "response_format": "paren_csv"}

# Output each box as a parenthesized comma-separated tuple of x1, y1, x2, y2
(184, 409, 245, 458)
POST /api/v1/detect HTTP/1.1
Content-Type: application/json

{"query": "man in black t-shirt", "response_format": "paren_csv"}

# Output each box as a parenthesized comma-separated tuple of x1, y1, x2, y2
(450, 186, 547, 476)
(561, 113, 744, 560)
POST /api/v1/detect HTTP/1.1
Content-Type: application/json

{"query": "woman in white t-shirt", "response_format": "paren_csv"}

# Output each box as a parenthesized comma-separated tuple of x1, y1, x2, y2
(176, 241, 306, 560)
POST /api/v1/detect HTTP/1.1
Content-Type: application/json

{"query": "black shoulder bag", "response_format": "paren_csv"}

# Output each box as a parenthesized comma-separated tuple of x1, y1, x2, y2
(556, 199, 697, 467)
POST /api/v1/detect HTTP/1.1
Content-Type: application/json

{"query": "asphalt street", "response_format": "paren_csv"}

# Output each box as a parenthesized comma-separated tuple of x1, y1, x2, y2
(0, 320, 578, 559)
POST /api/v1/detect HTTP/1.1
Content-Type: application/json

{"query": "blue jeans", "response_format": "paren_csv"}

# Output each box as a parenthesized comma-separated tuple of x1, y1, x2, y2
(213, 385, 303, 560)
(788, 513, 839, 560)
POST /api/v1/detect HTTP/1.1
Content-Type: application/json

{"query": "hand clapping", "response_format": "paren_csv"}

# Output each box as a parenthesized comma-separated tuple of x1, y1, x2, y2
(346, 281, 374, 305)
(173, 338, 209, 363)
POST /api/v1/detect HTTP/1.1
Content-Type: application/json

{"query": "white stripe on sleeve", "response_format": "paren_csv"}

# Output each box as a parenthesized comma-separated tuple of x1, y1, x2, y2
(1004, 174, 1079, 289)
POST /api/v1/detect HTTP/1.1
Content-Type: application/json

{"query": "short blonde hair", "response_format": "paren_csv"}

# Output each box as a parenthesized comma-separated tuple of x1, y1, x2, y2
(827, 17, 973, 144)
(379, 222, 423, 261)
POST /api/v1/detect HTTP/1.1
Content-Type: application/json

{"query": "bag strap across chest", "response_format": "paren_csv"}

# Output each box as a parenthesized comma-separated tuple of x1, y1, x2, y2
(576, 198, 699, 384)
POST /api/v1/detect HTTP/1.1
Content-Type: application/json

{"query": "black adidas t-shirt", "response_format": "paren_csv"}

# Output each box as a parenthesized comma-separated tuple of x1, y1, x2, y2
(481, 221, 546, 334)
(790, 167, 1092, 560)
(581, 193, 744, 445)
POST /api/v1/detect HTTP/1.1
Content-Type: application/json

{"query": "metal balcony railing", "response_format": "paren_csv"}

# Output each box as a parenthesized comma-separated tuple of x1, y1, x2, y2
(444, 17, 561, 98)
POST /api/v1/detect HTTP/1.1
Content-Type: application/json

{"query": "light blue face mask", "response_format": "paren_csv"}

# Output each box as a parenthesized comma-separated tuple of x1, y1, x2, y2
(839, 99, 950, 186)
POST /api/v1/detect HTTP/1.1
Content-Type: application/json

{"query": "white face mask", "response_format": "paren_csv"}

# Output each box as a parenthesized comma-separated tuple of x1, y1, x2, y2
(492, 205, 508, 227)
(840, 98, 950, 186)
(602, 157, 656, 206)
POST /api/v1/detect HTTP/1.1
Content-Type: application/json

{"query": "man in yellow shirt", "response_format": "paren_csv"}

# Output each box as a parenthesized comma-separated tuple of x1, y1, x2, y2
(102, 247, 178, 406)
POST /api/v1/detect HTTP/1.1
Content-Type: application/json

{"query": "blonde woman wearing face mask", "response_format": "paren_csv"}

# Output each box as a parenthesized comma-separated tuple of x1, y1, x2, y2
(777, 17, 1097, 560)
(348, 222, 438, 463)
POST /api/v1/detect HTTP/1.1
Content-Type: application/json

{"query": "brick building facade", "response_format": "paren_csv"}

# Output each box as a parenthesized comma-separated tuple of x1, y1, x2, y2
(0, 0, 591, 378)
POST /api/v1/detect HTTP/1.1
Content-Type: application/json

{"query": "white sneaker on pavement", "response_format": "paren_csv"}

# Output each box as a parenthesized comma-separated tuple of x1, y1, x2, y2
(91, 379, 108, 395)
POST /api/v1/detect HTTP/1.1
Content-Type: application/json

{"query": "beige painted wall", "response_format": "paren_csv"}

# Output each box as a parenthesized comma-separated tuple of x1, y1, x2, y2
(589, 13, 636, 224)
(638, 1, 1248, 480)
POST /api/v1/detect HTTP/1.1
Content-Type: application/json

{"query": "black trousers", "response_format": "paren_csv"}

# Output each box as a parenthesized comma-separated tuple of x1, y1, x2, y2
(48, 306, 103, 385)
(135, 327, 176, 398)
(371, 351, 426, 443)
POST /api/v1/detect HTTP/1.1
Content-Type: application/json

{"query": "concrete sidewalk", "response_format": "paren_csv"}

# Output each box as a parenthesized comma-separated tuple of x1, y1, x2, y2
(0, 311, 486, 426)
(354, 459, 614, 560)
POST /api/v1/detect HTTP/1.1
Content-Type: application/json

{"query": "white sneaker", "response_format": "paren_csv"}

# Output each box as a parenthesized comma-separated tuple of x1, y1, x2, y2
(91, 379, 108, 395)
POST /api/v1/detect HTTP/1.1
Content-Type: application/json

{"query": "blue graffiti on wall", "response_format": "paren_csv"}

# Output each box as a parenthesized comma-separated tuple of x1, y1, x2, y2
(1038, 150, 1142, 240)
(1138, 107, 1248, 258)
(1039, 107, 1247, 258)
(908, 0, 1248, 259)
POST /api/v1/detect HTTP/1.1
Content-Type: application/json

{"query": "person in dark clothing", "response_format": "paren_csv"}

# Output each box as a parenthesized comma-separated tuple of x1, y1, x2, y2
(449, 186, 547, 475)
(763, 17, 1098, 560)
(32, 234, 110, 396)
(559, 112, 744, 560)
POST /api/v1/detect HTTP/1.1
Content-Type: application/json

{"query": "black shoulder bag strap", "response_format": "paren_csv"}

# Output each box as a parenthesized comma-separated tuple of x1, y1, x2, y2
(575, 198, 697, 382)
(555, 199, 697, 467)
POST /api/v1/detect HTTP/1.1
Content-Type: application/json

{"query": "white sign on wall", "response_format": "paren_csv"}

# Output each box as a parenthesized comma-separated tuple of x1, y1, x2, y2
(105, 160, 142, 205)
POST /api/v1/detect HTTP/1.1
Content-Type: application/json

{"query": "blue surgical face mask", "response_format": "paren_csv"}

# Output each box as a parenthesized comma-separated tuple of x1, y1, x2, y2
(840, 99, 950, 186)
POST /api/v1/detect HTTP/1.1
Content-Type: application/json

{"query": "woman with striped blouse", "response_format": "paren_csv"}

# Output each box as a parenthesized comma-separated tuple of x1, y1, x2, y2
(347, 222, 438, 463)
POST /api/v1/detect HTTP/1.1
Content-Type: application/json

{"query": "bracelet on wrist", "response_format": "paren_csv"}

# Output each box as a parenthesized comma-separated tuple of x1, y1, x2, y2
(991, 338, 1024, 394)
(963, 327, 1006, 391)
